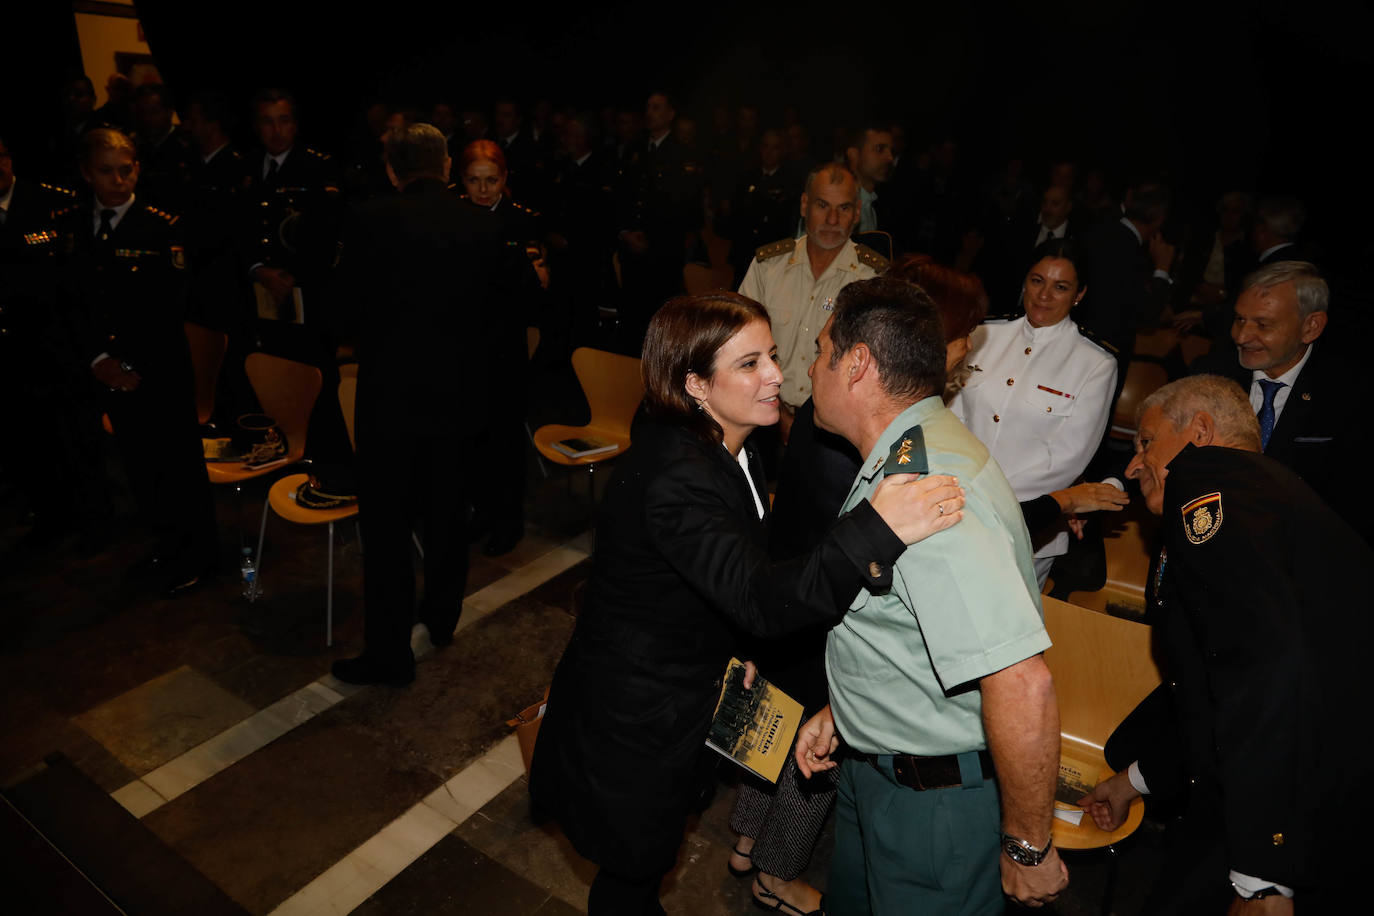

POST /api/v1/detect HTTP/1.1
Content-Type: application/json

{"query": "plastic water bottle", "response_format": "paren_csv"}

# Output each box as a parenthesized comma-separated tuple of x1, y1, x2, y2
(240, 547, 260, 601)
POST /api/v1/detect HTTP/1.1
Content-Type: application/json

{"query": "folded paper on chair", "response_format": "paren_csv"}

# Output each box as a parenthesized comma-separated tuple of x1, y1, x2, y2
(551, 437, 619, 459)
(1053, 746, 1100, 825)
(706, 658, 803, 784)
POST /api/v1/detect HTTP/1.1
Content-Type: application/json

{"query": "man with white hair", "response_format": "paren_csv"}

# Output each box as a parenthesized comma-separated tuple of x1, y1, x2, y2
(1080, 374, 1369, 913)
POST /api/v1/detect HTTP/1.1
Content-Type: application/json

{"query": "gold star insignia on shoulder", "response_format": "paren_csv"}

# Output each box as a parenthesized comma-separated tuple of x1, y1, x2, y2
(883, 426, 928, 475)
(1181, 492, 1223, 544)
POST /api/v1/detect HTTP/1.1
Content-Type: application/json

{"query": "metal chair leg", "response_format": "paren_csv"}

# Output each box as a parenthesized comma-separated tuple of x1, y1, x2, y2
(326, 520, 335, 648)
(250, 497, 270, 604)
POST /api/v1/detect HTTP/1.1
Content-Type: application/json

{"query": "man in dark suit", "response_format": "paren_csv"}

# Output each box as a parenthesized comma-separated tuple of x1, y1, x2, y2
(1189, 261, 1367, 542)
(57, 128, 217, 592)
(328, 123, 515, 686)
(1075, 183, 1176, 380)
(1080, 374, 1369, 913)
(1251, 195, 1311, 267)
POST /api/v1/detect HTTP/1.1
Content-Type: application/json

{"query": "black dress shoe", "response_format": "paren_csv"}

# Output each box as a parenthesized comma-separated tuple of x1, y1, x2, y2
(483, 528, 524, 557)
(331, 653, 415, 687)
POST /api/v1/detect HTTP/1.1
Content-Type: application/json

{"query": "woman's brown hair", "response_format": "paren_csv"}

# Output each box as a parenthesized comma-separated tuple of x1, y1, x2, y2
(641, 292, 770, 444)
(887, 253, 988, 342)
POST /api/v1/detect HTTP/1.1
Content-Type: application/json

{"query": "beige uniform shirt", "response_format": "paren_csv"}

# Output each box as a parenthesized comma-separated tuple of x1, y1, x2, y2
(738, 235, 886, 408)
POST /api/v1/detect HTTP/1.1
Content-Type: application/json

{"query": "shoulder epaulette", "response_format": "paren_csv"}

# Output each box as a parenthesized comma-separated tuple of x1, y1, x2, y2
(51, 203, 80, 220)
(754, 237, 795, 263)
(144, 205, 180, 226)
(1076, 324, 1118, 355)
(883, 426, 929, 475)
(303, 147, 332, 162)
(510, 201, 541, 218)
(40, 182, 78, 199)
(854, 243, 889, 272)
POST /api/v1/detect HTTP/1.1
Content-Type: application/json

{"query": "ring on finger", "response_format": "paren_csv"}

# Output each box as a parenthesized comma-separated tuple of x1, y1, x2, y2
(937, 502, 945, 515)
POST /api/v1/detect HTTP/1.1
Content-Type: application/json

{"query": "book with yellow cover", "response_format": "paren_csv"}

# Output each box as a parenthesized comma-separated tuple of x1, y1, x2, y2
(705, 658, 804, 784)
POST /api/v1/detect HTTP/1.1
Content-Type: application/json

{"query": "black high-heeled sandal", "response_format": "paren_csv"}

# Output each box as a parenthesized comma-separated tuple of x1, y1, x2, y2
(751, 876, 824, 915)
(728, 844, 757, 878)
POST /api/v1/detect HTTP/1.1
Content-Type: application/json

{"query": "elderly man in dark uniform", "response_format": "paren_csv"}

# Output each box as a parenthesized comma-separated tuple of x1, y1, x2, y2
(1079, 374, 1371, 914)
(56, 128, 217, 592)
(328, 124, 517, 686)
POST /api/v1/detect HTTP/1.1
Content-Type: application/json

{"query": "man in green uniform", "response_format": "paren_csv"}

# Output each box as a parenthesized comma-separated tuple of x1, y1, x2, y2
(796, 278, 1068, 914)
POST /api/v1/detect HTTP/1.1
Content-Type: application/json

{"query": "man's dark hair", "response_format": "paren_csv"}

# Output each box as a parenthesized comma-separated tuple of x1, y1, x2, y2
(253, 87, 297, 119)
(844, 122, 892, 154)
(384, 123, 449, 183)
(829, 278, 946, 402)
(1123, 182, 1172, 225)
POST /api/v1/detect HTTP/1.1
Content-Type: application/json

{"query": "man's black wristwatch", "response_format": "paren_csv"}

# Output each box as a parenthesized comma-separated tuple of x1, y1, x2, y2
(1001, 833, 1052, 866)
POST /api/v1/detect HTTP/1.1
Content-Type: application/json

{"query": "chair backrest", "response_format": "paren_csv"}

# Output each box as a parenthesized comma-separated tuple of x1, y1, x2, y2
(683, 262, 734, 296)
(1110, 360, 1169, 439)
(184, 321, 228, 425)
(854, 230, 894, 262)
(526, 326, 541, 361)
(244, 352, 322, 462)
(338, 363, 358, 451)
(572, 347, 644, 436)
(1041, 596, 1162, 750)
(1132, 327, 1178, 361)
(1178, 334, 1211, 368)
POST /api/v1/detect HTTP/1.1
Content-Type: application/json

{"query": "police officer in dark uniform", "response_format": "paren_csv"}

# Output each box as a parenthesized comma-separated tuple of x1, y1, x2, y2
(614, 91, 703, 349)
(133, 83, 197, 214)
(726, 128, 800, 287)
(0, 136, 106, 544)
(238, 88, 351, 475)
(56, 128, 216, 591)
(1081, 375, 1370, 913)
(452, 140, 545, 556)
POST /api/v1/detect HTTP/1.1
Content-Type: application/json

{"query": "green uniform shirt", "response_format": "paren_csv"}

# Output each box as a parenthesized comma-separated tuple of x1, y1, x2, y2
(826, 396, 1051, 756)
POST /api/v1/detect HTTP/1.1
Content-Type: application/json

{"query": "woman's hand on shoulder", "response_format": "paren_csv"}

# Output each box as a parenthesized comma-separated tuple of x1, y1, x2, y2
(871, 473, 964, 545)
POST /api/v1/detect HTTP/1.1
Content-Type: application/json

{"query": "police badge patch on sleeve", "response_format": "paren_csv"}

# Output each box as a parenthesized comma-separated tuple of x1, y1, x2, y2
(1181, 492, 1223, 544)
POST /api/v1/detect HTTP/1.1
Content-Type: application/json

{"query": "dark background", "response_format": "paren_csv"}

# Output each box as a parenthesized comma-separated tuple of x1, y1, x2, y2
(7, 0, 1370, 272)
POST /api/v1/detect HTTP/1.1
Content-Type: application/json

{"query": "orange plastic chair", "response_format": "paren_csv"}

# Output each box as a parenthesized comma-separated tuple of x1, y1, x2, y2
(208, 353, 321, 488)
(1109, 360, 1168, 441)
(258, 369, 356, 646)
(532, 348, 643, 520)
(1042, 596, 1161, 911)
(184, 321, 228, 426)
(102, 322, 228, 434)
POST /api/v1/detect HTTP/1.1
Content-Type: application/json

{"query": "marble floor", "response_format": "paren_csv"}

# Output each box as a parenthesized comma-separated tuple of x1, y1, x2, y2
(0, 353, 1165, 915)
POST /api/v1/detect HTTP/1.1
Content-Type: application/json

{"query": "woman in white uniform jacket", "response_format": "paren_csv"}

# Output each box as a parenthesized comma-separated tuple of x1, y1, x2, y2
(951, 238, 1117, 585)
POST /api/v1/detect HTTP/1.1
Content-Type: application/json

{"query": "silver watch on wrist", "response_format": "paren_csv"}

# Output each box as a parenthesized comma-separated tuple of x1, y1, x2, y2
(1000, 832, 1052, 866)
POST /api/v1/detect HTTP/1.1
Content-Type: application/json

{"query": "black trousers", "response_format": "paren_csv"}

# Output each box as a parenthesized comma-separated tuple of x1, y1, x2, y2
(356, 402, 470, 661)
(103, 356, 217, 570)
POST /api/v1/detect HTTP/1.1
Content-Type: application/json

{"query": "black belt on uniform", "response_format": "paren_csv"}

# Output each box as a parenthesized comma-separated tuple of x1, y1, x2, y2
(855, 749, 996, 791)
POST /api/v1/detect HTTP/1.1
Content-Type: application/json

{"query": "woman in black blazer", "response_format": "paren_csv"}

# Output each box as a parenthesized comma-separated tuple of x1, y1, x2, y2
(530, 292, 965, 914)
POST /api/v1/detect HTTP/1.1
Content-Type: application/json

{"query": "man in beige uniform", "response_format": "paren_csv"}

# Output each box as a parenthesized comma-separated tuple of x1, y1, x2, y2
(738, 162, 888, 438)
